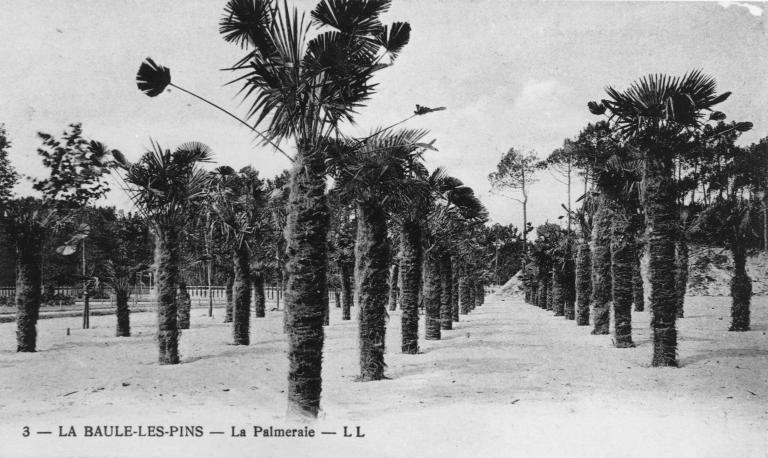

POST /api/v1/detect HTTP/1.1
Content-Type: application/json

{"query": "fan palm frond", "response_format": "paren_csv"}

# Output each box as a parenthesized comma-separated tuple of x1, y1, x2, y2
(136, 58, 171, 97)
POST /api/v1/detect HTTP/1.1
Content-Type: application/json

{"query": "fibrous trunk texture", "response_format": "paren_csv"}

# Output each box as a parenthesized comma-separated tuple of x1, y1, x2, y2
(537, 278, 549, 309)
(563, 253, 576, 320)
(468, 277, 476, 312)
(439, 254, 453, 330)
(475, 281, 484, 307)
(459, 276, 470, 315)
(155, 226, 180, 365)
(177, 278, 191, 330)
(224, 275, 234, 323)
(355, 202, 390, 380)
(232, 244, 251, 345)
(340, 262, 352, 321)
(253, 271, 266, 318)
(610, 203, 635, 348)
(115, 287, 130, 337)
(591, 198, 613, 335)
(424, 249, 442, 340)
(552, 268, 564, 317)
(400, 221, 422, 354)
(15, 233, 43, 352)
(674, 238, 689, 318)
(730, 243, 751, 331)
(632, 245, 645, 312)
(388, 263, 399, 311)
(644, 153, 679, 367)
(575, 240, 591, 326)
(284, 146, 329, 417)
(451, 258, 460, 322)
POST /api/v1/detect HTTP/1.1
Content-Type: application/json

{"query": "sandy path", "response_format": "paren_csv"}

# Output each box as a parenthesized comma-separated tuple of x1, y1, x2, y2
(0, 294, 765, 457)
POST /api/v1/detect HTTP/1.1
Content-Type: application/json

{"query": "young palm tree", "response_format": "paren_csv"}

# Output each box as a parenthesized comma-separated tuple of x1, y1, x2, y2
(690, 136, 758, 331)
(209, 165, 268, 345)
(424, 184, 487, 339)
(327, 129, 428, 380)
(589, 71, 750, 365)
(3, 198, 56, 352)
(115, 141, 211, 364)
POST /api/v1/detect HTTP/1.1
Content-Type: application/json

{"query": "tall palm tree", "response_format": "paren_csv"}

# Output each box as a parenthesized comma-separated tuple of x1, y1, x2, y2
(218, 0, 412, 416)
(573, 202, 594, 325)
(589, 70, 750, 366)
(590, 195, 613, 335)
(115, 141, 211, 364)
(327, 129, 428, 380)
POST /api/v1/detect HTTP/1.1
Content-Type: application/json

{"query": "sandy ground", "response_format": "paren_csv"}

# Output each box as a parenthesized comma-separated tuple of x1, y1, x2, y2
(0, 294, 766, 458)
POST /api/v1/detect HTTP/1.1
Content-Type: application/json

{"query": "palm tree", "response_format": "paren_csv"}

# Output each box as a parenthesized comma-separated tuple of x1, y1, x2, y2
(424, 182, 487, 339)
(3, 198, 56, 352)
(573, 202, 593, 325)
(209, 165, 268, 345)
(590, 195, 613, 334)
(690, 135, 759, 332)
(327, 129, 428, 380)
(115, 141, 211, 364)
(597, 155, 642, 347)
(589, 71, 750, 366)
(218, 0, 413, 416)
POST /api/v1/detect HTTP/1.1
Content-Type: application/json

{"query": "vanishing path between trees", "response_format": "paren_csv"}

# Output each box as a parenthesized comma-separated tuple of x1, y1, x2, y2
(0, 294, 765, 457)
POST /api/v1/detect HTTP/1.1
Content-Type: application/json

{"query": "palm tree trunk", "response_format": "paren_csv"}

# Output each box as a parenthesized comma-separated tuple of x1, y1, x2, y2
(552, 268, 564, 316)
(232, 244, 251, 345)
(537, 277, 548, 309)
(439, 254, 453, 330)
(563, 253, 576, 320)
(400, 220, 422, 353)
(591, 198, 612, 335)
(468, 277, 476, 312)
(459, 275, 470, 315)
(340, 261, 352, 321)
(451, 257, 460, 322)
(633, 244, 645, 312)
(424, 249, 442, 340)
(177, 278, 191, 330)
(15, 233, 42, 352)
(115, 287, 130, 337)
(388, 263, 399, 311)
(575, 238, 592, 326)
(476, 281, 484, 307)
(253, 271, 266, 318)
(674, 237, 689, 318)
(224, 274, 234, 323)
(155, 226, 180, 365)
(645, 153, 679, 367)
(546, 272, 554, 311)
(284, 146, 329, 417)
(355, 201, 389, 380)
(730, 242, 751, 331)
(334, 290, 341, 308)
(610, 205, 635, 348)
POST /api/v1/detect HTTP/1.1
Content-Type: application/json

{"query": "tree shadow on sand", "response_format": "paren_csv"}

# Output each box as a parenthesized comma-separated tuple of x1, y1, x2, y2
(679, 348, 768, 366)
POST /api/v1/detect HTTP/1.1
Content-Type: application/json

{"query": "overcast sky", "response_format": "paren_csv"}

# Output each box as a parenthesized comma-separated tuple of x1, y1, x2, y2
(1, 0, 766, 229)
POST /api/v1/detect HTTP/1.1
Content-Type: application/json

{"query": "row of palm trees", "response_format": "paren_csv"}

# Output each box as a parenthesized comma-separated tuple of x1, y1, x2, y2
(128, 0, 510, 417)
(516, 70, 760, 366)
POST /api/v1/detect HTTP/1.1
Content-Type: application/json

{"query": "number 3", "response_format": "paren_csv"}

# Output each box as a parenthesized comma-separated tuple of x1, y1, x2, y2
(22, 426, 29, 437)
